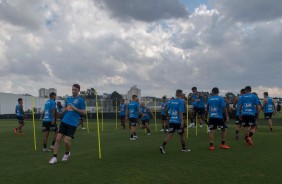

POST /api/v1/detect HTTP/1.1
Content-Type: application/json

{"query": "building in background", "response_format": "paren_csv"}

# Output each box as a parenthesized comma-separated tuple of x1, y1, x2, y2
(39, 88, 57, 98)
(126, 85, 141, 100)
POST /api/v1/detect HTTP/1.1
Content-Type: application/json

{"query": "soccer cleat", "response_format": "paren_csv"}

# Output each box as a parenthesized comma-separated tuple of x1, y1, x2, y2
(188, 123, 195, 128)
(62, 152, 71, 161)
(49, 157, 57, 164)
(82, 127, 86, 130)
(200, 124, 203, 128)
(182, 148, 191, 152)
(209, 146, 215, 151)
(13, 128, 17, 135)
(147, 133, 151, 136)
(247, 137, 253, 145)
(160, 146, 166, 154)
(43, 148, 51, 152)
(129, 138, 136, 141)
(160, 129, 164, 132)
(220, 144, 230, 149)
(133, 135, 138, 139)
(50, 145, 55, 149)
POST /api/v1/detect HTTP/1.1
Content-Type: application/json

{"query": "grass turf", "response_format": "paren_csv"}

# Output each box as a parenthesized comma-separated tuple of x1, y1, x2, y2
(0, 116, 282, 184)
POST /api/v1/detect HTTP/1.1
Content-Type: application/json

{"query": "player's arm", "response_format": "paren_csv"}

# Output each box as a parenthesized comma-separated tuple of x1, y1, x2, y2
(224, 106, 229, 122)
(67, 101, 86, 114)
(233, 97, 238, 109)
(149, 109, 155, 119)
(256, 104, 260, 119)
(51, 108, 56, 125)
(261, 99, 266, 110)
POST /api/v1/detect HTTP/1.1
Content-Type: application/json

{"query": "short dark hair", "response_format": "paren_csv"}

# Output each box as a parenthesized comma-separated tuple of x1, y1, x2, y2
(132, 95, 137, 99)
(18, 98, 23, 102)
(264, 92, 268, 96)
(245, 86, 251, 92)
(240, 89, 245, 94)
(176, 89, 183, 97)
(73, 84, 80, 90)
(49, 92, 56, 98)
(212, 87, 219, 95)
(162, 96, 167, 100)
(191, 87, 197, 91)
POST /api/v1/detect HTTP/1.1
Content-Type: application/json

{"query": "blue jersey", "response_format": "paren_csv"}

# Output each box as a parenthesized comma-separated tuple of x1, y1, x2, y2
(161, 101, 167, 115)
(239, 93, 258, 116)
(15, 104, 24, 117)
(127, 101, 139, 119)
(167, 98, 185, 124)
(62, 96, 86, 127)
(119, 104, 126, 116)
(235, 96, 242, 116)
(264, 97, 274, 113)
(191, 93, 205, 108)
(208, 95, 226, 119)
(140, 107, 150, 120)
(43, 99, 56, 122)
(57, 106, 63, 113)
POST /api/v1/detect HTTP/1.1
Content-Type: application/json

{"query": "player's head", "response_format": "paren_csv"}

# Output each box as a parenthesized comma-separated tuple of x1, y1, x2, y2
(140, 101, 145, 107)
(57, 101, 62, 107)
(162, 96, 167, 101)
(72, 84, 80, 97)
(240, 89, 245, 95)
(18, 98, 23, 105)
(245, 86, 252, 93)
(49, 92, 56, 100)
(120, 99, 124, 104)
(132, 95, 137, 101)
(212, 87, 219, 95)
(176, 89, 183, 98)
(263, 92, 268, 97)
(191, 87, 197, 93)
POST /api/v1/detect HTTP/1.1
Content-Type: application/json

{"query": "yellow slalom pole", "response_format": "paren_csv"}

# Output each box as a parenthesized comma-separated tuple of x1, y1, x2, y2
(102, 103, 104, 132)
(96, 93, 101, 159)
(196, 113, 198, 136)
(144, 99, 147, 133)
(186, 105, 189, 139)
(116, 101, 118, 131)
(154, 99, 157, 132)
(85, 102, 89, 134)
(31, 97, 37, 151)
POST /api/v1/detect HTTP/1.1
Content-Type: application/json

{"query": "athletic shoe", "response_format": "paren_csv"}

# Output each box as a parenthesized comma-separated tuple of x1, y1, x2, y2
(13, 128, 17, 135)
(147, 133, 151, 136)
(82, 127, 86, 130)
(50, 145, 55, 149)
(209, 146, 215, 151)
(181, 148, 191, 152)
(200, 124, 203, 128)
(43, 148, 51, 152)
(129, 138, 136, 141)
(247, 137, 253, 145)
(160, 129, 164, 132)
(62, 152, 71, 161)
(220, 144, 230, 149)
(133, 135, 138, 139)
(160, 146, 165, 154)
(188, 123, 195, 128)
(49, 157, 57, 164)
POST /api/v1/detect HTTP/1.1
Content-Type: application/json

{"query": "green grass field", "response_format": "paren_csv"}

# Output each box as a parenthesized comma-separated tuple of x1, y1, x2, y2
(0, 116, 282, 184)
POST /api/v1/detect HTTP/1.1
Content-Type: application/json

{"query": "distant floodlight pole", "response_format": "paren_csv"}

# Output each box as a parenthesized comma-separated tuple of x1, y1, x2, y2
(96, 91, 102, 159)
(31, 96, 37, 151)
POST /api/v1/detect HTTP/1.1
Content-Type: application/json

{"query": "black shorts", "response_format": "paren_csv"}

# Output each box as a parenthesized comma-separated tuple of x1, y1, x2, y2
(17, 116, 24, 124)
(42, 121, 58, 132)
(264, 113, 273, 120)
(142, 119, 149, 125)
(161, 115, 167, 121)
(235, 116, 242, 125)
(193, 107, 205, 117)
(120, 115, 126, 121)
(58, 122, 77, 138)
(208, 118, 226, 130)
(241, 115, 256, 127)
(167, 123, 184, 134)
(183, 112, 187, 118)
(129, 118, 138, 126)
(79, 115, 84, 121)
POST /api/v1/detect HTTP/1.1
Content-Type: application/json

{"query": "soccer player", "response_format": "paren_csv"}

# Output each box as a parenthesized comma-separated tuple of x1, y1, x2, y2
(49, 84, 86, 164)
(119, 99, 126, 129)
(14, 98, 25, 135)
(159, 89, 191, 154)
(126, 95, 140, 141)
(207, 87, 230, 150)
(140, 102, 155, 135)
(56, 101, 64, 122)
(78, 115, 86, 130)
(42, 92, 58, 152)
(239, 86, 260, 146)
(189, 87, 205, 128)
(160, 96, 168, 132)
(233, 89, 245, 140)
(262, 92, 276, 132)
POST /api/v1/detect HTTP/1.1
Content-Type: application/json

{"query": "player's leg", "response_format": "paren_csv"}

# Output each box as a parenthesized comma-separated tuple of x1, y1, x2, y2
(265, 113, 273, 131)
(49, 133, 63, 164)
(130, 119, 137, 140)
(160, 124, 175, 153)
(220, 121, 230, 149)
(235, 116, 240, 140)
(43, 131, 50, 152)
(145, 122, 151, 135)
(208, 118, 216, 150)
(179, 128, 190, 152)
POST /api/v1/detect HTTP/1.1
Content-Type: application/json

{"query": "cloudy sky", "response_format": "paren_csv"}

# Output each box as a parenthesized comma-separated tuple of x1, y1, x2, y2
(0, 0, 282, 98)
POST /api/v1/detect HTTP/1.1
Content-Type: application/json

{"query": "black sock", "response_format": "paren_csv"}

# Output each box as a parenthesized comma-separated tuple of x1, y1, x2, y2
(182, 144, 186, 149)
(130, 134, 133, 138)
(210, 142, 214, 146)
(53, 154, 57, 157)
(147, 129, 150, 133)
(221, 141, 225, 145)
(190, 119, 194, 123)
(162, 141, 167, 147)
(270, 128, 273, 131)
(133, 132, 136, 136)
(249, 132, 254, 137)
(235, 130, 239, 135)
(65, 152, 69, 155)
(52, 141, 55, 146)
(43, 144, 47, 148)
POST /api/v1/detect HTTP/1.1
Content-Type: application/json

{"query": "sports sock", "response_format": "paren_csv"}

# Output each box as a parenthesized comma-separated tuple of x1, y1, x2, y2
(52, 141, 55, 146)
(53, 154, 57, 158)
(249, 132, 254, 137)
(270, 128, 273, 131)
(162, 141, 167, 147)
(210, 142, 214, 146)
(235, 130, 239, 135)
(65, 152, 69, 155)
(130, 134, 133, 138)
(44, 144, 47, 148)
(182, 144, 186, 149)
(221, 141, 225, 145)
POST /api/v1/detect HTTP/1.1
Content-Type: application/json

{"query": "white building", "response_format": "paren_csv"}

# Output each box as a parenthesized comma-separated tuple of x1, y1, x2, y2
(39, 88, 57, 98)
(126, 85, 141, 100)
